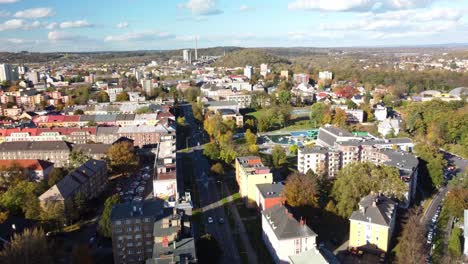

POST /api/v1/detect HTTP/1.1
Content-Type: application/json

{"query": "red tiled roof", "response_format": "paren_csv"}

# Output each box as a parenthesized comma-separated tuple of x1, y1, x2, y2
(0, 159, 53, 171)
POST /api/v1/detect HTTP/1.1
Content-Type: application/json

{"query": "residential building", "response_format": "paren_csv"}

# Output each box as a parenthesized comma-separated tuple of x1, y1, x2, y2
(235, 156, 273, 207)
(111, 200, 196, 264)
(374, 105, 388, 121)
(262, 203, 322, 263)
(260, 63, 269, 77)
(26, 71, 41, 84)
(39, 159, 108, 212)
(256, 182, 284, 211)
(345, 109, 364, 123)
(141, 79, 153, 94)
(293, 74, 309, 85)
(0, 141, 72, 167)
(216, 109, 244, 127)
(107, 87, 124, 102)
(0, 159, 53, 181)
(280, 70, 289, 80)
(318, 71, 333, 80)
(244, 65, 253, 79)
(315, 125, 360, 148)
(225, 94, 251, 108)
(0, 64, 15, 82)
(349, 193, 397, 253)
(378, 118, 401, 137)
(183, 49, 192, 64)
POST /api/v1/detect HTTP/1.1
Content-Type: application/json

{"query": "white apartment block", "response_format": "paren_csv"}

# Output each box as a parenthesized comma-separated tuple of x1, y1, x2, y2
(318, 71, 333, 80)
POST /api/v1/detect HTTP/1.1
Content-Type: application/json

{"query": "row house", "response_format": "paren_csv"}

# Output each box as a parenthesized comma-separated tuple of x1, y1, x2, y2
(39, 159, 108, 215)
(0, 141, 72, 167)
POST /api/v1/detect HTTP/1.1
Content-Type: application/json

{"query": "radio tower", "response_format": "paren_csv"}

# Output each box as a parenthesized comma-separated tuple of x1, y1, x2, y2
(195, 37, 198, 61)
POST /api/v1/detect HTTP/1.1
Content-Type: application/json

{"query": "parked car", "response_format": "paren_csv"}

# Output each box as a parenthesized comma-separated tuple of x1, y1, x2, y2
(218, 217, 224, 224)
(207, 216, 214, 224)
(133, 196, 143, 202)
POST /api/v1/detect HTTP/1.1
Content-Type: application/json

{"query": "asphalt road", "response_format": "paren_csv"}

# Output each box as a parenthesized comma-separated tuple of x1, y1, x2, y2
(180, 104, 241, 264)
(421, 150, 467, 240)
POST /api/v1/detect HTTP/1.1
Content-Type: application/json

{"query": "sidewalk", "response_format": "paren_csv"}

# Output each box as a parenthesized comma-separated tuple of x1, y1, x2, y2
(223, 183, 259, 264)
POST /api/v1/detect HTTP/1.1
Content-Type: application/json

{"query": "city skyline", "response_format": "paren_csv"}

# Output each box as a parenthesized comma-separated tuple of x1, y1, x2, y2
(0, 0, 468, 52)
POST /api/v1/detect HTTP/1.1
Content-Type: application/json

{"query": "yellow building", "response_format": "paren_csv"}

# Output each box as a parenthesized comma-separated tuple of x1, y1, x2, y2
(349, 193, 397, 253)
(280, 70, 289, 80)
(235, 156, 273, 207)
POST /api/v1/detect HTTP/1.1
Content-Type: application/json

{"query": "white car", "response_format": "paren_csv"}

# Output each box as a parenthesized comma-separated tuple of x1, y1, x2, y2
(136, 186, 145, 193)
(207, 217, 214, 224)
(133, 196, 143, 202)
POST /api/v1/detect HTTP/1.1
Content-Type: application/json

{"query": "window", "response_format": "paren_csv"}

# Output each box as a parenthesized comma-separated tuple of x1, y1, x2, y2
(294, 239, 301, 254)
(125, 220, 132, 224)
(115, 220, 122, 225)
(144, 218, 151, 222)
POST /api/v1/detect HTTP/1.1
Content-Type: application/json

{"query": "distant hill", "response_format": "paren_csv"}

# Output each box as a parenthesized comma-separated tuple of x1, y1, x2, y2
(213, 48, 291, 68)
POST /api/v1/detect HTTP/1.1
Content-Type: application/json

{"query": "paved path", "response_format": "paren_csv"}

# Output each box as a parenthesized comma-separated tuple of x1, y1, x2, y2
(223, 183, 259, 264)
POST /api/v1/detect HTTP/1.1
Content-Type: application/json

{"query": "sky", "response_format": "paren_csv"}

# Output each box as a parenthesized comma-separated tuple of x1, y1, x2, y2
(0, 0, 468, 52)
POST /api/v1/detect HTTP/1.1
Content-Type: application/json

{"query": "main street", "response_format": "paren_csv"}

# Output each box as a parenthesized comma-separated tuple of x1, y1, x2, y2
(179, 104, 241, 264)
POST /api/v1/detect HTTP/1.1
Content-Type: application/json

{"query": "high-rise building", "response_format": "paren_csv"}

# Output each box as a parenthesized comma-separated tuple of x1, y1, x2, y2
(243, 65, 253, 79)
(183, 49, 192, 64)
(0, 63, 14, 82)
(293, 73, 309, 84)
(318, 71, 333, 80)
(140, 79, 153, 94)
(26, 71, 41, 84)
(110, 200, 197, 264)
(235, 156, 273, 207)
(260, 63, 269, 77)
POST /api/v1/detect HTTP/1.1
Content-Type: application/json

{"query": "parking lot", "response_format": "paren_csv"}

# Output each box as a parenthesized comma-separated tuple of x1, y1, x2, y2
(112, 165, 154, 203)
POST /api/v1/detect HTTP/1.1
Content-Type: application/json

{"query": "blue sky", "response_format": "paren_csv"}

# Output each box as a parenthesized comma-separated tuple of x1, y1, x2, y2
(0, 0, 467, 52)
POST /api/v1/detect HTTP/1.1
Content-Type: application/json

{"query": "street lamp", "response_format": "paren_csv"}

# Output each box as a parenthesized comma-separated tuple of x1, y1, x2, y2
(217, 180, 223, 198)
(186, 136, 191, 149)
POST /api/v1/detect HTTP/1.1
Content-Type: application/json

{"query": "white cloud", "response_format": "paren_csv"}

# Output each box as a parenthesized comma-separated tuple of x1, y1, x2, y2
(288, 0, 436, 12)
(46, 22, 57, 30)
(6, 38, 25, 44)
(116, 21, 129, 28)
(0, 19, 47, 31)
(14, 7, 54, 19)
(59, 20, 93, 29)
(48, 31, 80, 42)
(179, 0, 223, 16)
(0, 0, 20, 3)
(0, 19, 24, 31)
(104, 31, 175, 42)
(240, 5, 251, 12)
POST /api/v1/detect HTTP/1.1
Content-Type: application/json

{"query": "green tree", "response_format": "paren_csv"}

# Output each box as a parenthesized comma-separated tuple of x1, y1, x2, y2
(203, 142, 220, 161)
(414, 143, 447, 188)
(40, 201, 65, 227)
(277, 90, 291, 105)
(134, 106, 153, 114)
(106, 141, 138, 175)
(116, 91, 129, 102)
(345, 99, 358, 109)
(48, 168, 67, 187)
(448, 227, 462, 258)
(310, 102, 332, 127)
(289, 144, 298, 155)
(0, 228, 52, 264)
(73, 109, 84, 115)
(96, 91, 110, 103)
(331, 162, 406, 217)
(210, 163, 225, 176)
(192, 102, 204, 123)
(271, 145, 287, 168)
(69, 150, 90, 170)
(0, 180, 39, 218)
(99, 194, 120, 237)
(281, 173, 318, 208)
(396, 207, 426, 264)
(333, 108, 347, 128)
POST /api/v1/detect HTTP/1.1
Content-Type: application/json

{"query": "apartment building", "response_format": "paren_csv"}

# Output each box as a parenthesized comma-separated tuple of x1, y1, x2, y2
(111, 200, 196, 264)
(235, 156, 273, 207)
(39, 159, 107, 211)
(255, 182, 284, 211)
(0, 141, 72, 167)
(349, 193, 397, 253)
(0, 159, 53, 181)
(262, 204, 327, 264)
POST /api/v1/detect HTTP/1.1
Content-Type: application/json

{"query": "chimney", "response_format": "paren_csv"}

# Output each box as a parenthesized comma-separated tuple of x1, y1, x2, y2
(300, 217, 304, 226)
(289, 213, 293, 219)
